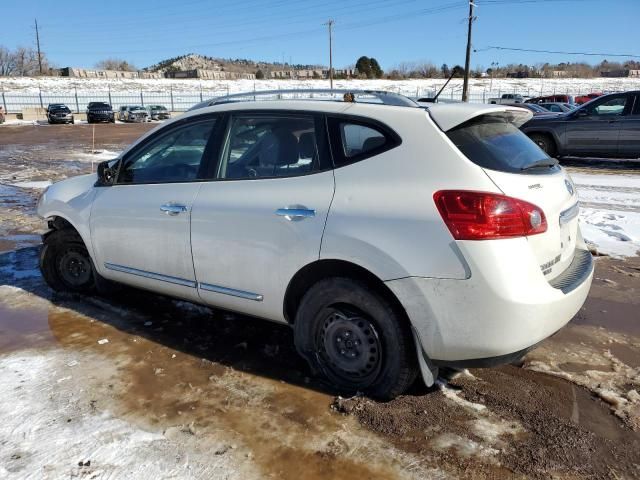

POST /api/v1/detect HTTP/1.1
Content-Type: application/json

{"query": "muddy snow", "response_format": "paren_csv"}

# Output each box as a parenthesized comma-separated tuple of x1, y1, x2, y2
(0, 123, 639, 479)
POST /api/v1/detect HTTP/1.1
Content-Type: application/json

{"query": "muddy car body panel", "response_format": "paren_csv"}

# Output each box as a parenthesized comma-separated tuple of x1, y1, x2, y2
(37, 92, 594, 398)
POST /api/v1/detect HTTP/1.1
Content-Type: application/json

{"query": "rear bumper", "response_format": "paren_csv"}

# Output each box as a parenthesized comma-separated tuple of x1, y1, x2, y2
(386, 238, 593, 362)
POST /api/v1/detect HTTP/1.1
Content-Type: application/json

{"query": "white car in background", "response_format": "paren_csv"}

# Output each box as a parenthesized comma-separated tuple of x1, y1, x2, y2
(36, 90, 593, 399)
(118, 105, 149, 123)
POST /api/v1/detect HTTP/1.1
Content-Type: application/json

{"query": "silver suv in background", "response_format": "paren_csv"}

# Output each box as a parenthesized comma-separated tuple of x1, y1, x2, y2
(147, 105, 171, 121)
(118, 105, 149, 123)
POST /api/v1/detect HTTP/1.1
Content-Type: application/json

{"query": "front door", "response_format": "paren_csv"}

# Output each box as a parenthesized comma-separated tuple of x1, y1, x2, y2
(618, 95, 640, 157)
(564, 94, 630, 156)
(90, 116, 219, 301)
(190, 112, 335, 322)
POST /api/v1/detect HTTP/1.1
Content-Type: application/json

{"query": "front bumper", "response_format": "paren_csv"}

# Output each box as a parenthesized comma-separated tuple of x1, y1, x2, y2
(386, 237, 594, 363)
(88, 113, 114, 122)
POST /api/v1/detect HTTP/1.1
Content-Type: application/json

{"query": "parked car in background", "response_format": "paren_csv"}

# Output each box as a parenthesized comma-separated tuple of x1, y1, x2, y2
(118, 105, 149, 123)
(36, 90, 593, 400)
(522, 90, 640, 158)
(537, 103, 576, 113)
(488, 93, 524, 104)
(46, 104, 74, 124)
(575, 92, 603, 105)
(526, 94, 574, 105)
(86, 102, 115, 124)
(0, 105, 5, 124)
(147, 105, 171, 121)
(503, 103, 559, 116)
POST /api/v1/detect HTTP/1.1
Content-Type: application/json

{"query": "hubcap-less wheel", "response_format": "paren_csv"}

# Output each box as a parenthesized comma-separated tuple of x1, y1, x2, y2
(318, 309, 382, 383)
(57, 249, 92, 287)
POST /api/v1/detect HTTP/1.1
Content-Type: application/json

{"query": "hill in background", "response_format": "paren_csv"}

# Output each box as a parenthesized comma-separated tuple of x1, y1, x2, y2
(144, 53, 325, 75)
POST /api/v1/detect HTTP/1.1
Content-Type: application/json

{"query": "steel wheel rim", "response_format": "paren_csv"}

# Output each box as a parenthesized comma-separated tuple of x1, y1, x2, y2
(58, 249, 91, 287)
(317, 309, 382, 383)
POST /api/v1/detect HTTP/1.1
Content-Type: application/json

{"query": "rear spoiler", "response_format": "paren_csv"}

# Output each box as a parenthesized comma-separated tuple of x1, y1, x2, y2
(425, 104, 533, 132)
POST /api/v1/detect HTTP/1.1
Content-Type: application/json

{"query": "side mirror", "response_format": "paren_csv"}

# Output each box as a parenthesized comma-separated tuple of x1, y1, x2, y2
(96, 160, 118, 186)
(575, 109, 590, 117)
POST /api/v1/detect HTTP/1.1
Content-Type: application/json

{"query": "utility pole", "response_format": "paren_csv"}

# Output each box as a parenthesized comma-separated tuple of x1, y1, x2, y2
(34, 18, 43, 75)
(462, 1, 475, 102)
(324, 19, 334, 89)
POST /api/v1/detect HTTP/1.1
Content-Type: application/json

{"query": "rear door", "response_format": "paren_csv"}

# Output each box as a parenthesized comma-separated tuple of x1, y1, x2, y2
(190, 112, 334, 322)
(564, 94, 630, 156)
(617, 95, 640, 157)
(446, 113, 579, 280)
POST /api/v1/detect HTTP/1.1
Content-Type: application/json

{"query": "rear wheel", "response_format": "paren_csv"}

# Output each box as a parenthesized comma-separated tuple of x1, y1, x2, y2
(294, 277, 417, 400)
(529, 133, 557, 157)
(40, 229, 96, 293)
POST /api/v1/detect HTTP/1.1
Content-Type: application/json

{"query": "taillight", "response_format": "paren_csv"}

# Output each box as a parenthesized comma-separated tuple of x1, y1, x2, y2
(433, 190, 547, 240)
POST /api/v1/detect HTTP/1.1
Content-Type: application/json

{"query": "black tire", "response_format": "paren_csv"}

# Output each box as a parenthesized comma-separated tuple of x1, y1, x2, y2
(529, 133, 557, 157)
(87, 117, 92, 124)
(294, 277, 417, 400)
(40, 229, 96, 293)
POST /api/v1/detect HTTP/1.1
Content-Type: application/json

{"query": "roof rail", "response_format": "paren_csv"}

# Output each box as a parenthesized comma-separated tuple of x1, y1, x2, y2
(189, 89, 419, 111)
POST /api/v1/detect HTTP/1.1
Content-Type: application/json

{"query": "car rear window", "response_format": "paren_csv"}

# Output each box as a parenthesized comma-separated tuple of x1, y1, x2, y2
(446, 115, 553, 173)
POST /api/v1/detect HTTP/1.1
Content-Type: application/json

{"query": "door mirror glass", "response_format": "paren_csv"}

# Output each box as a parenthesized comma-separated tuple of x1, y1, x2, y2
(96, 159, 118, 186)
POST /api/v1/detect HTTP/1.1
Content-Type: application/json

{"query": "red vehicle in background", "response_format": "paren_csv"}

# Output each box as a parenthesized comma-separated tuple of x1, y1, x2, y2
(575, 92, 603, 104)
(525, 94, 574, 104)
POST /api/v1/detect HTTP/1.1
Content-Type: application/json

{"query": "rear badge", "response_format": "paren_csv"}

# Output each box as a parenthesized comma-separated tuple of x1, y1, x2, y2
(565, 179, 574, 196)
(540, 254, 561, 276)
(528, 183, 542, 190)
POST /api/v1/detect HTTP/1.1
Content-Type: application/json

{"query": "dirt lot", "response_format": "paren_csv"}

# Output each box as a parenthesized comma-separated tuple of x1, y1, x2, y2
(0, 123, 639, 479)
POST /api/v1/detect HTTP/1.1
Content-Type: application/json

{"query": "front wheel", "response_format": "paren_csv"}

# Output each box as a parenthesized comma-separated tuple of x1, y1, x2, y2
(40, 229, 96, 293)
(294, 277, 417, 400)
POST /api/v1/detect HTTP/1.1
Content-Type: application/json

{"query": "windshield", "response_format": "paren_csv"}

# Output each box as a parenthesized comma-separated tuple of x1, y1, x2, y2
(447, 115, 556, 173)
(527, 104, 547, 113)
(90, 103, 110, 108)
(130, 106, 145, 111)
(52, 107, 70, 113)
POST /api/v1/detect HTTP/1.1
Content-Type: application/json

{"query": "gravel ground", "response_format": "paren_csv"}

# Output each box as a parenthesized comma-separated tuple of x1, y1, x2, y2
(0, 123, 639, 479)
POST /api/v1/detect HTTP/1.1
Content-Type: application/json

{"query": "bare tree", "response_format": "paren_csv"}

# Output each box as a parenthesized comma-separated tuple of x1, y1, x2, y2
(0, 46, 17, 76)
(95, 58, 137, 71)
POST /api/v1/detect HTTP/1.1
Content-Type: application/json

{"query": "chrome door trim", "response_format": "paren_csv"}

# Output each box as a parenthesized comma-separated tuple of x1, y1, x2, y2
(198, 282, 263, 301)
(559, 202, 579, 226)
(104, 262, 196, 288)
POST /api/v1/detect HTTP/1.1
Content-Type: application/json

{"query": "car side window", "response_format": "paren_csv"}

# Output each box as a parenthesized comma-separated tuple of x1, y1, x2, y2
(328, 116, 401, 167)
(117, 118, 216, 184)
(217, 115, 321, 180)
(589, 96, 627, 116)
(633, 96, 640, 116)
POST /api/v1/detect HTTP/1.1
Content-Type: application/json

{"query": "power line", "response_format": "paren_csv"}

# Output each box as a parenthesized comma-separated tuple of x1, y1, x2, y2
(475, 45, 640, 59)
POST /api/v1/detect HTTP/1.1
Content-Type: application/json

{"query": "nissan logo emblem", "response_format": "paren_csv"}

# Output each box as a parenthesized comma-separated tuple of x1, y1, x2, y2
(565, 179, 574, 196)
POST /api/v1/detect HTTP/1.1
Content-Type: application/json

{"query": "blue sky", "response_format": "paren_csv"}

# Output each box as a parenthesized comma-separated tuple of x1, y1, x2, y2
(3, 0, 639, 70)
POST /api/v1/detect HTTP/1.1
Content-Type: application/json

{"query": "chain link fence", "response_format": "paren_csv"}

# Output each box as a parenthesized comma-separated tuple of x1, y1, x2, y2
(0, 83, 629, 114)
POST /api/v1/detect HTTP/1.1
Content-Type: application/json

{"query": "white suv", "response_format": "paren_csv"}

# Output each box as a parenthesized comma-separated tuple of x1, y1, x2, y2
(37, 90, 593, 399)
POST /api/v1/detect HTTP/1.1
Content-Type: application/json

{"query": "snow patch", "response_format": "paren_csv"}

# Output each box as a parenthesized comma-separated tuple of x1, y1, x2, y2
(10, 180, 52, 189)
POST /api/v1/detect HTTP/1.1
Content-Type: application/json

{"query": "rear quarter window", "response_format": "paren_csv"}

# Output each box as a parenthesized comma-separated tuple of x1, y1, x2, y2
(446, 115, 554, 173)
(327, 116, 401, 167)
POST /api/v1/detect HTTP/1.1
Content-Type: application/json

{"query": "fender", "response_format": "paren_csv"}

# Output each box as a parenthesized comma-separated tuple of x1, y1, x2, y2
(36, 173, 98, 261)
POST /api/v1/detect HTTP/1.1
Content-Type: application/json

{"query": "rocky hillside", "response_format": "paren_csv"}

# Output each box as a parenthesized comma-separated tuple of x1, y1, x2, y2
(145, 53, 322, 74)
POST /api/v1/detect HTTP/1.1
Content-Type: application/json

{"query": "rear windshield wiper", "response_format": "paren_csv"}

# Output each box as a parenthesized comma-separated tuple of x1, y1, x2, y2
(521, 158, 559, 171)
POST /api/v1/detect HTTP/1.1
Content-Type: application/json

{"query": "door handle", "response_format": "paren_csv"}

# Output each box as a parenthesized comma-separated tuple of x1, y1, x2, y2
(160, 203, 188, 216)
(275, 207, 316, 221)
